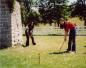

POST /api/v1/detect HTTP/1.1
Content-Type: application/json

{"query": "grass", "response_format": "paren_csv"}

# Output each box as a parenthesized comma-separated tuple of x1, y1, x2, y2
(0, 36, 86, 68)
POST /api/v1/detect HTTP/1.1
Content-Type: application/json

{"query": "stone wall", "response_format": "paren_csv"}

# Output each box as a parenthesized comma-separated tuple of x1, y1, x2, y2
(0, 0, 23, 48)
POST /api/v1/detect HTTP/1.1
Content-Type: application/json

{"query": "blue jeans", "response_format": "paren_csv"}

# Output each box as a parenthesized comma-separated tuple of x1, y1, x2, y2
(68, 28, 76, 52)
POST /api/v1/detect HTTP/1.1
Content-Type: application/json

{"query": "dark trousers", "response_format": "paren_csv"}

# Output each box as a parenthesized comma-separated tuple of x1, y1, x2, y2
(25, 29, 35, 46)
(68, 28, 76, 52)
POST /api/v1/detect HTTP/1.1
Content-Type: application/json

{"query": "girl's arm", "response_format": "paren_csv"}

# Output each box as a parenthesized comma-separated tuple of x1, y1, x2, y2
(64, 30, 68, 41)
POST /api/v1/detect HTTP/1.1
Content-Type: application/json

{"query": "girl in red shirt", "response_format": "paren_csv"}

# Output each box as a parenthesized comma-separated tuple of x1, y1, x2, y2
(60, 18, 76, 53)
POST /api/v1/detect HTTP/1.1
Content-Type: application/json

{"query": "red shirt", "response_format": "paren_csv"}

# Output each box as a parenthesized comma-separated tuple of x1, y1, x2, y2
(64, 22, 75, 32)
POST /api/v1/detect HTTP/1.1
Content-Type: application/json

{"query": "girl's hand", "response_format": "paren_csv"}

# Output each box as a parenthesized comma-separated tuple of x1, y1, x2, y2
(64, 37, 67, 41)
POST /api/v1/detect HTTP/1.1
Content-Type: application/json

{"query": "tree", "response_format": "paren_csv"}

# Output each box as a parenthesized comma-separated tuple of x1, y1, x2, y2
(21, 0, 32, 25)
(71, 0, 86, 26)
(38, 0, 69, 26)
(21, 0, 40, 26)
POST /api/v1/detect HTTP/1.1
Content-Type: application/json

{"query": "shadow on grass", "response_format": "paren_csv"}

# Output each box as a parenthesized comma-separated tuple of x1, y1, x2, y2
(84, 46, 86, 47)
(0, 46, 11, 50)
(83, 53, 86, 54)
(21, 45, 29, 48)
(0, 47, 8, 50)
(0, 44, 28, 50)
(49, 51, 68, 55)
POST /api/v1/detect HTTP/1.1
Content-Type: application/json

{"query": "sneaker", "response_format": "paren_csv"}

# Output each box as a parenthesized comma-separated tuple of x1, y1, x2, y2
(70, 51, 76, 54)
(25, 45, 29, 47)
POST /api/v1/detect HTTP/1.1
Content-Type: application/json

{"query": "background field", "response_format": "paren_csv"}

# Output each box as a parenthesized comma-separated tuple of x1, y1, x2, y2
(0, 36, 86, 68)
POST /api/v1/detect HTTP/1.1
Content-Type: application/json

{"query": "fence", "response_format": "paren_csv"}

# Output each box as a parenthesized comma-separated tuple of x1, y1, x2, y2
(32, 26, 86, 36)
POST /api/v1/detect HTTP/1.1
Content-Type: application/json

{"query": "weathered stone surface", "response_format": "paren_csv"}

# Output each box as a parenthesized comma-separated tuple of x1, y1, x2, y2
(0, 0, 23, 48)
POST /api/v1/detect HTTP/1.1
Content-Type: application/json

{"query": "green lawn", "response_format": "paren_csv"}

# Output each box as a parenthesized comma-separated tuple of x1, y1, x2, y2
(0, 36, 86, 68)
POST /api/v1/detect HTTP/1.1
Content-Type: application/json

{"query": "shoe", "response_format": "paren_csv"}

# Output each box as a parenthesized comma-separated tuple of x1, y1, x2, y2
(33, 43, 36, 45)
(66, 51, 71, 53)
(25, 45, 29, 47)
(65, 50, 71, 53)
(70, 51, 76, 54)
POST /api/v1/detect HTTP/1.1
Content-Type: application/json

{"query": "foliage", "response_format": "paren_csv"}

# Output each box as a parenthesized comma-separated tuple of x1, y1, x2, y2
(38, 0, 69, 25)
(71, 0, 86, 26)
(21, 0, 31, 25)
(6, 0, 22, 13)
(7, 0, 69, 26)
(7, 0, 15, 13)
(24, 11, 40, 26)
(21, 0, 40, 26)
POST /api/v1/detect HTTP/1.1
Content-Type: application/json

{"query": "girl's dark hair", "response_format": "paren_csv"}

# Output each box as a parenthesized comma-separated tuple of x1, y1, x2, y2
(60, 22, 66, 29)
(60, 24, 64, 29)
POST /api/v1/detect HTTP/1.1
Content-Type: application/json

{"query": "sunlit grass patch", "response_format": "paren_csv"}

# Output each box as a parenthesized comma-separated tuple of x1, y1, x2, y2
(0, 36, 86, 68)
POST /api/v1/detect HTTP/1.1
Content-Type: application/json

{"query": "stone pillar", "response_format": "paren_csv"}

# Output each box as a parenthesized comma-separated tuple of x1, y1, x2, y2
(0, 0, 23, 48)
(11, 1, 23, 46)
